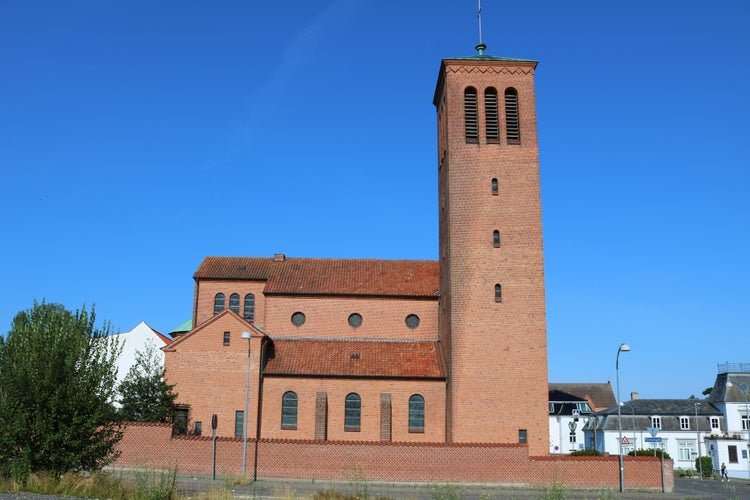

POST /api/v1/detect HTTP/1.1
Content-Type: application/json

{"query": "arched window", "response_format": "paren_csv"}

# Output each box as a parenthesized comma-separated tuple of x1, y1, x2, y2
(493, 230, 500, 248)
(344, 393, 361, 432)
(464, 87, 478, 143)
(485, 87, 499, 143)
(213, 293, 225, 315)
(409, 394, 425, 433)
(281, 391, 298, 430)
(491, 178, 498, 195)
(495, 284, 503, 302)
(244, 293, 255, 322)
(229, 293, 240, 314)
(505, 88, 520, 144)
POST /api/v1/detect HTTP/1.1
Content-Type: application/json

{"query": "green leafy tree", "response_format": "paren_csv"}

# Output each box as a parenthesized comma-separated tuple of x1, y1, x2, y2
(0, 301, 123, 480)
(117, 342, 178, 423)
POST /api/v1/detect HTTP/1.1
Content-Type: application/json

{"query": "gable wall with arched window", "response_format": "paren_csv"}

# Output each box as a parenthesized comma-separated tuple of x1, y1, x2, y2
(195, 281, 267, 327)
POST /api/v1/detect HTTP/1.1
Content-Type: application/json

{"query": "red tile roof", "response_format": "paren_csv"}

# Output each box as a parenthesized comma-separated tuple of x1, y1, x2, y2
(194, 257, 273, 280)
(194, 256, 440, 298)
(263, 338, 445, 379)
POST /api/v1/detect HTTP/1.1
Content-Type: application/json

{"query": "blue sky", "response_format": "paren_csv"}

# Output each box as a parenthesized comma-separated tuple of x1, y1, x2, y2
(1, 1, 747, 400)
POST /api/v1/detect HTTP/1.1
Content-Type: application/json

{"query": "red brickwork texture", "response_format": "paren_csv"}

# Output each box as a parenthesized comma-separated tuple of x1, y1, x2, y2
(435, 59, 548, 454)
(115, 423, 673, 491)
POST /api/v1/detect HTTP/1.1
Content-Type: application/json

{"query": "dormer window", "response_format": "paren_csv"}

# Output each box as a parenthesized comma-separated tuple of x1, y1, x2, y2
(680, 416, 690, 430)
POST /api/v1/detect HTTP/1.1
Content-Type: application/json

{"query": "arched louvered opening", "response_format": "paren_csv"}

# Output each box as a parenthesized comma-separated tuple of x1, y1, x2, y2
(495, 284, 503, 302)
(493, 230, 500, 248)
(505, 88, 520, 144)
(491, 178, 499, 195)
(485, 88, 499, 143)
(464, 87, 479, 144)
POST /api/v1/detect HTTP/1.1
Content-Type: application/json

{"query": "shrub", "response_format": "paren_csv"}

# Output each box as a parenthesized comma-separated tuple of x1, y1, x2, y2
(695, 456, 713, 478)
(628, 448, 673, 460)
(569, 449, 602, 456)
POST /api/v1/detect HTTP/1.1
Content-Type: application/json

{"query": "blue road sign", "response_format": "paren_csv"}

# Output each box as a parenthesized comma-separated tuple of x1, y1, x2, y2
(645, 437, 662, 442)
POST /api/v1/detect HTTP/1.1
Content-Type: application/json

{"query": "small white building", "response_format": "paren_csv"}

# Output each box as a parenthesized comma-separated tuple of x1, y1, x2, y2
(548, 383, 615, 454)
(705, 363, 750, 479)
(111, 321, 171, 390)
(582, 398, 725, 471)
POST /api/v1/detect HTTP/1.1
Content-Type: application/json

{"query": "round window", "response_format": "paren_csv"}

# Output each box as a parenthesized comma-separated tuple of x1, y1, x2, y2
(291, 312, 306, 327)
(348, 313, 363, 328)
(405, 314, 420, 329)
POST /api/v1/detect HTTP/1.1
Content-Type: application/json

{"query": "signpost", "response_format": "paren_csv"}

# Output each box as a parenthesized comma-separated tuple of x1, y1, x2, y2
(646, 427, 665, 493)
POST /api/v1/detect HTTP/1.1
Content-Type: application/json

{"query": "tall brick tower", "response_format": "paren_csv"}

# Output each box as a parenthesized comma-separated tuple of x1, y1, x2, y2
(434, 43, 549, 455)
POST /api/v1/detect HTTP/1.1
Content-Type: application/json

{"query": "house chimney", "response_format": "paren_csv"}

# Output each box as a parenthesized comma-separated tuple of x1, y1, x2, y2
(630, 392, 639, 400)
(273, 253, 286, 262)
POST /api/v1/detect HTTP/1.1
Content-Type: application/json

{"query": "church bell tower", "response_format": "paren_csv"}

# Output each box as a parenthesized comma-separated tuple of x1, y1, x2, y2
(434, 42, 549, 455)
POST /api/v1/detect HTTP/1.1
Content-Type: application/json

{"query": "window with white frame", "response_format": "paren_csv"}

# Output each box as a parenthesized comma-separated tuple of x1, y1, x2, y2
(575, 402, 592, 414)
(742, 414, 750, 431)
(680, 416, 690, 430)
(710, 417, 720, 431)
(678, 440, 695, 461)
(651, 416, 662, 429)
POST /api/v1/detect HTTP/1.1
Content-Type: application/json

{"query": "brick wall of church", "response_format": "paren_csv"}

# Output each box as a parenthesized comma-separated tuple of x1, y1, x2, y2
(262, 295, 438, 340)
(193, 280, 267, 328)
(115, 423, 673, 491)
(260, 377, 445, 442)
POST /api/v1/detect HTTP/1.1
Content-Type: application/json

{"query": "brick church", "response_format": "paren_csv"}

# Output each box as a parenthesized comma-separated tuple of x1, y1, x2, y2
(164, 45, 549, 456)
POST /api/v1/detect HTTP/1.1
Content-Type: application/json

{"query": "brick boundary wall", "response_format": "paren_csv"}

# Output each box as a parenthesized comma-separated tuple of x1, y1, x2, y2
(115, 423, 673, 491)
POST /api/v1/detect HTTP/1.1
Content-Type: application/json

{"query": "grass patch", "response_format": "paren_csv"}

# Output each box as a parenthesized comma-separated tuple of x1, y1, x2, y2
(0, 468, 236, 500)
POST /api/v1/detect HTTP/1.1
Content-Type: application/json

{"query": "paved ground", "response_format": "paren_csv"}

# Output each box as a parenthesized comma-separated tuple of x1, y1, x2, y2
(2, 474, 749, 499)
(155, 473, 750, 499)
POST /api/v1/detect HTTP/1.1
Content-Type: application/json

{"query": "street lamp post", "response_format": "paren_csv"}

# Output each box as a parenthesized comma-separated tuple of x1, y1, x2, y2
(240, 330, 252, 476)
(616, 342, 631, 493)
(695, 402, 703, 480)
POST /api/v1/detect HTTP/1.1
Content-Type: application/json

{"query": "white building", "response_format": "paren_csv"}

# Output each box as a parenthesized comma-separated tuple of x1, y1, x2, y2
(548, 383, 615, 454)
(582, 398, 725, 472)
(705, 363, 750, 479)
(111, 321, 171, 390)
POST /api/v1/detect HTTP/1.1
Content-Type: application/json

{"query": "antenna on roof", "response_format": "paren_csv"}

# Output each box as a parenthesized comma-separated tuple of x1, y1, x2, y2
(475, 0, 487, 55)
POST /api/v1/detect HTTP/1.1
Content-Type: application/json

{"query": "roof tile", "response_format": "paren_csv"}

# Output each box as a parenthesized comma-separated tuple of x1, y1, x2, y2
(264, 338, 444, 379)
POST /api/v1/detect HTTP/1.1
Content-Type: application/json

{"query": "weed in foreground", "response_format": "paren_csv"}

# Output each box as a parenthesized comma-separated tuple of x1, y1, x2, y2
(430, 482, 465, 500)
(537, 479, 569, 500)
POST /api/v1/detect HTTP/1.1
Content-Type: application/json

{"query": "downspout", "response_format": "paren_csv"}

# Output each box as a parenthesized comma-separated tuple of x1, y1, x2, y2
(253, 337, 268, 482)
